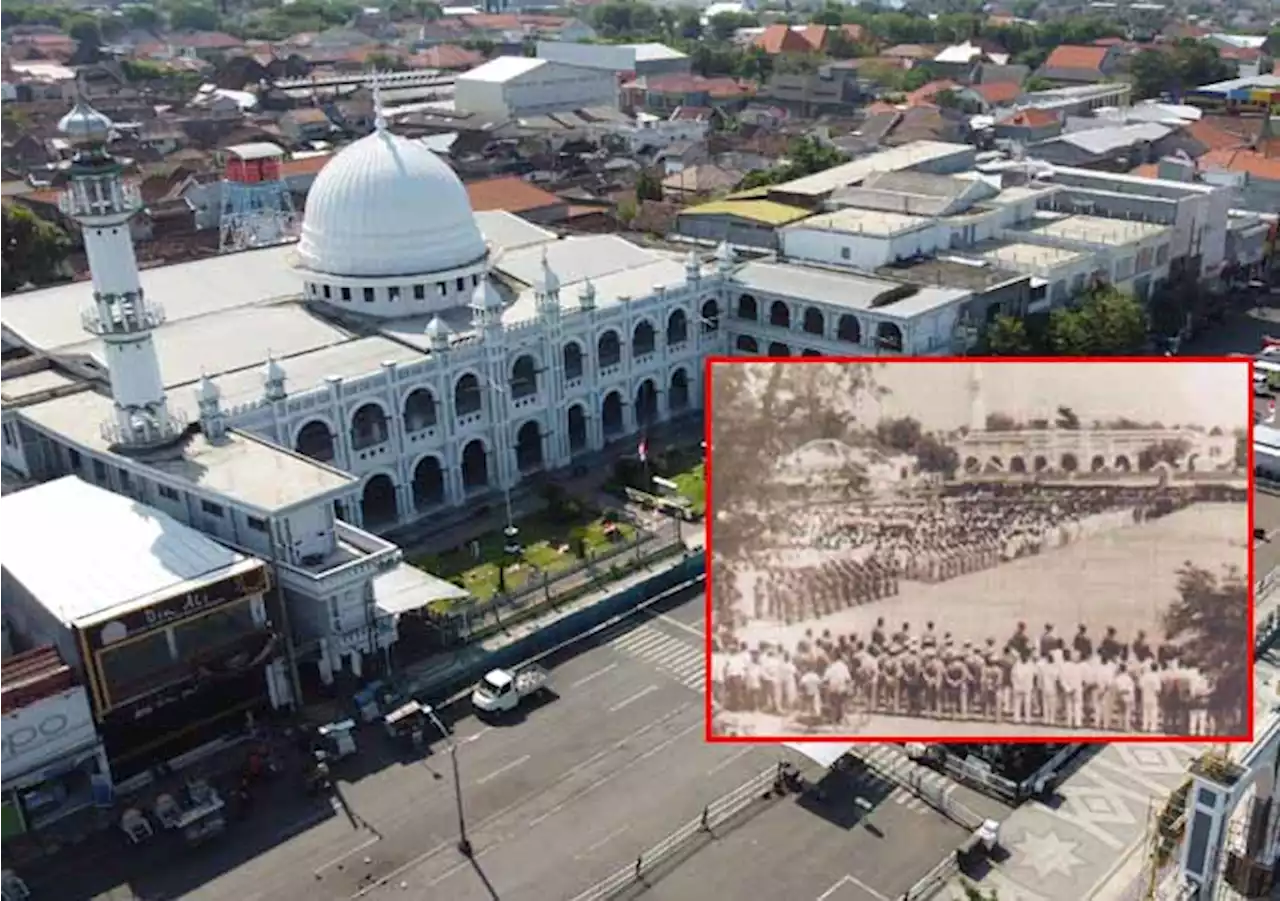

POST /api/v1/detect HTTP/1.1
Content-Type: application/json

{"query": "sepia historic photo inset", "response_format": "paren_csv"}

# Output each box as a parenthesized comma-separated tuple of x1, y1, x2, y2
(707, 359, 1252, 742)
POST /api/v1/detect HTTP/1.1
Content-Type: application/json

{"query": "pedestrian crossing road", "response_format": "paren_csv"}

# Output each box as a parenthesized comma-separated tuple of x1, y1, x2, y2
(604, 622, 949, 816)
(607, 622, 706, 691)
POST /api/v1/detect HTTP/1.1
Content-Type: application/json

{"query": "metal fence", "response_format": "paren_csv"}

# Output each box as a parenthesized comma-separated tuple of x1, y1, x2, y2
(568, 765, 782, 901)
(438, 519, 688, 643)
(1257, 567, 1280, 654)
(903, 855, 961, 901)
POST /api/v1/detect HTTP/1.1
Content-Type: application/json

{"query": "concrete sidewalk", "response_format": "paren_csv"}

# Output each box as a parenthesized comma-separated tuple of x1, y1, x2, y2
(940, 742, 1202, 901)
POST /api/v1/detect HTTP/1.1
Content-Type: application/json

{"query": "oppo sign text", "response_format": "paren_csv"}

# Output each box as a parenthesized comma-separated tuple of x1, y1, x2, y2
(3, 704, 87, 765)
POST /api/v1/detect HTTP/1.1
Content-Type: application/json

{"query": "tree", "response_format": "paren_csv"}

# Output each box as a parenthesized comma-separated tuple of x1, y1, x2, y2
(1055, 406, 1080, 430)
(983, 314, 1035, 355)
(961, 883, 1000, 901)
(914, 434, 960, 479)
(123, 5, 162, 29)
(1137, 438, 1191, 471)
(1163, 563, 1249, 735)
(875, 416, 923, 453)
(169, 2, 222, 31)
(708, 11, 758, 42)
(636, 170, 664, 202)
(1022, 74, 1054, 93)
(2, 205, 71, 293)
(1235, 432, 1247, 469)
(1048, 287, 1148, 356)
(987, 413, 1020, 431)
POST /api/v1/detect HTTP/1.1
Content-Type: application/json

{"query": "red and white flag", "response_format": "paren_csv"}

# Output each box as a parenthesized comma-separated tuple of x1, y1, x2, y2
(638, 437, 648, 463)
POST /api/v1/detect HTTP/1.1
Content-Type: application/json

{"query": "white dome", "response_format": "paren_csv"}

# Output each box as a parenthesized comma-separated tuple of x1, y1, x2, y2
(297, 128, 487, 279)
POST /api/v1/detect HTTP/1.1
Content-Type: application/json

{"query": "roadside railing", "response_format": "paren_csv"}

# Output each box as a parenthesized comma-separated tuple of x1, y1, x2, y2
(903, 855, 960, 901)
(568, 765, 783, 901)
(1257, 567, 1280, 654)
(857, 752, 985, 833)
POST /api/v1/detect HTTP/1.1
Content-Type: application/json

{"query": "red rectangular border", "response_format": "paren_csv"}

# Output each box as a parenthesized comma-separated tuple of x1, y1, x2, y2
(702, 355, 1256, 745)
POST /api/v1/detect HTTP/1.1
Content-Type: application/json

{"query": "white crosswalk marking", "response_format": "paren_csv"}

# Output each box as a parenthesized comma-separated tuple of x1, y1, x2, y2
(855, 745, 952, 814)
(609, 624, 705, 690)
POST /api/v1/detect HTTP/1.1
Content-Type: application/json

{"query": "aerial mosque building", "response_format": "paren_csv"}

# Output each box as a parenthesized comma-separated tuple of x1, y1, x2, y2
(1, 94, 974, 684)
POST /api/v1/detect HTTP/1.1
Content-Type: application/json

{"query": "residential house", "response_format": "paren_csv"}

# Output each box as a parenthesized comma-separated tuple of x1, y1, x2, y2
(8, 33, 78, 63)
(622, 74, 757, 115)
(656, 140, 711, 175)
(994, 108, 1063, 143)
(1035, 45, 1122, 87)
(1029, 122, 1177, 170)
(1199, 147, 1280, 216)
(464, 175, 568, 223)
(967, 81, 1023, 111)
(881, 45, 941, 67)
(753, 24, 825, 56)
(763, 64, 864, 117)
(882, 106, 965, 147)
(408, 44, 485, 71)
(930, 41, 1010, 82)
(661, 164, 743, 201)
(278, 108, 335, 145)
(971, 63, 1030, 86)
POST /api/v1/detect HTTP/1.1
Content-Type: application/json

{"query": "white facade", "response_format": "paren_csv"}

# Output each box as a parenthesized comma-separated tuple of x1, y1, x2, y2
(455, 57, 619, 119)
(0, 114, 992, 690)
(781, 192, 1041, 272)
(605, 113, 708, 154)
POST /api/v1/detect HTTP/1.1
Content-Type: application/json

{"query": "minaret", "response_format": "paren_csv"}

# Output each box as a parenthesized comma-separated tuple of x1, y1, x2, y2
(59, 96, 184, 451)
(534, 248, 561, 322)
(968, 362, 985, 433)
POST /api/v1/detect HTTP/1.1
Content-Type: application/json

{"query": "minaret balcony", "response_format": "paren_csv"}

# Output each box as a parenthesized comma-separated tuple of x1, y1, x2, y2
(59, 179, 142, 220)
(101, 408, 188, 450)
(81, 297, 167, 336)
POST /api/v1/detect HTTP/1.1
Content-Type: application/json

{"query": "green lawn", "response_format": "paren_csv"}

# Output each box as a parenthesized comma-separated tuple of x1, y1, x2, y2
(411, 511, 636, 605)
(646, 445, 706, 514)
(670, 462, 706, 514)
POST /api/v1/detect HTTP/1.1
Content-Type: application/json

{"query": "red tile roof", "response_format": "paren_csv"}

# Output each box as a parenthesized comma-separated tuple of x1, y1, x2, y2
(906, 79, 959, 106)
(998, 108, 1059, 128)
(460, 13, 522, 30)
(1186, 119, 1251, 153)
(1042, 45, 1109, 72)
(465, 176, 562, 214)
(410, 44, 484, 70)
(1200, 148, 1280, 181)
(1, 646, 75, 713)
(640, 74, 756, 98)
(754, 23, 820, 55)
(281, 154, 332, 178)
(170, 31, 244, 49)
(972, 81, 1022, 105)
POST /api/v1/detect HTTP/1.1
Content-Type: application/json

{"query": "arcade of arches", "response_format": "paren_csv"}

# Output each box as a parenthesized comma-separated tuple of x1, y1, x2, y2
(732, 294, 906, 352)
(962, 452, 1153, 475)
(335, 367, 698, 529)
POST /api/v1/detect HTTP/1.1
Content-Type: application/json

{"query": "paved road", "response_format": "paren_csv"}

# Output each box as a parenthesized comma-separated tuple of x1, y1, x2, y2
(49, 593, 764, 901)
(643, 752, 972, 901)
(46, 590, 992, 901)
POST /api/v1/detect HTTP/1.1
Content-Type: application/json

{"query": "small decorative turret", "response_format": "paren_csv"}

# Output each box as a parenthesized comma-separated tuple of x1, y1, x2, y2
(580, 276, 597, 312)
(535, 248, 561, 320)
(425, 315, 450, 352)
(470, 276, 504, 328)
(715, 241, 735, 274)
(263, 353, 287, 402)
(196, 374, 227, 441)
(685, 249, 701, 283)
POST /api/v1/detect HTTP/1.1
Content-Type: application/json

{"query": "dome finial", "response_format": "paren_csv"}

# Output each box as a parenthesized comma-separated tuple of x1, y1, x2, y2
(370, 68, 387, 133)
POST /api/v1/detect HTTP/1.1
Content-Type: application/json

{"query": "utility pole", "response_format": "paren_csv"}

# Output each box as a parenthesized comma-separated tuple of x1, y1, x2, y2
(424, 704, 471, 857)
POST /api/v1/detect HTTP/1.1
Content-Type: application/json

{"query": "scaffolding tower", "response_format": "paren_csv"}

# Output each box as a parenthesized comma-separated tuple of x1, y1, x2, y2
(219, 141, 297, 254)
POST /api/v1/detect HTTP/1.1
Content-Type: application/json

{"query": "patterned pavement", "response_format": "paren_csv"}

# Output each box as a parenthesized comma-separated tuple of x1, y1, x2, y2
(960, 743, 1203, 901)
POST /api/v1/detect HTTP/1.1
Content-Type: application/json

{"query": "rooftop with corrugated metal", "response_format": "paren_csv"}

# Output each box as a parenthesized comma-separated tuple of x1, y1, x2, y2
(677, 198, 813, 226)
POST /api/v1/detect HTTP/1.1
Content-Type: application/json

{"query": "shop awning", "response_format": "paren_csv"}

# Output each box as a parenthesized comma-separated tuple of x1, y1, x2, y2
(373, 563, 471, 618)
(784, 742, 855, 769)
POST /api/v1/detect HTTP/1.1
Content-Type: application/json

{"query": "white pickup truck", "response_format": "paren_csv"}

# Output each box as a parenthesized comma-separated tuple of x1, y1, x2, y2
(471, 665, 551, 714)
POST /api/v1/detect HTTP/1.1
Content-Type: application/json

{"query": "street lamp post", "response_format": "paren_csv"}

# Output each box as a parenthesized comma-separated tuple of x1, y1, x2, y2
(481, 377, 522, 575)
(423, 703, 471, 857)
